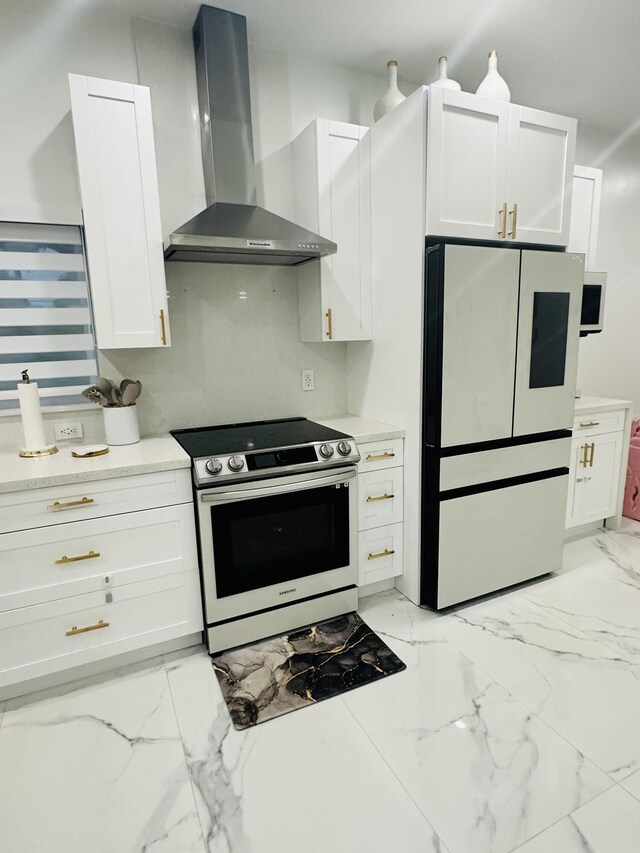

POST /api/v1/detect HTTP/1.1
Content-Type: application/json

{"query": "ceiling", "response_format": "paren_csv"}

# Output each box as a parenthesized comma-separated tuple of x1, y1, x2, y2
(113, 0, 638, 135)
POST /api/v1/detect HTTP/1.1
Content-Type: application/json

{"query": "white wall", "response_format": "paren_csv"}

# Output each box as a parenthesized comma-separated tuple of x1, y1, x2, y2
(0, 5, 389, 447)
(574, 123, 640, 414)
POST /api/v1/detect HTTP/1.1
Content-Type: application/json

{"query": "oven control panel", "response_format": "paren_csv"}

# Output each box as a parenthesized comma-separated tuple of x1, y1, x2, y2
(193, 439, 360, 487)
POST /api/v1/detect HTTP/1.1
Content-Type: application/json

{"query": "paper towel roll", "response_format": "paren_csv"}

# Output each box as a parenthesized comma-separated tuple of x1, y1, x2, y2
(18, 380, 47, 450)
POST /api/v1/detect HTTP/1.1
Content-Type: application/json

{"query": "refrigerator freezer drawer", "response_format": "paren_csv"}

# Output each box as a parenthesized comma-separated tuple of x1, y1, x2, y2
(440, 437, 571, 492)
(437, 472, 568, 608)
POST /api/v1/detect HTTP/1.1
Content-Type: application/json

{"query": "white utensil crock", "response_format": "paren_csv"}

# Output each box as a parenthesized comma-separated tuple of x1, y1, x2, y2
(103, 405, 140, 446)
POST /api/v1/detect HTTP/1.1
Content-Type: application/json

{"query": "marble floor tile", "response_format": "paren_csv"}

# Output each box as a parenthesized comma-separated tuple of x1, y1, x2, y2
(0, 661, 205, 853)
(358, 587, 443, 644)
(620, 767, 640, 802)
(437, 593, 640, 781)
(513, 786, 640, 852)
(165, 648, 447, 853)
(523, 564, 640, 658)
(342, 632, 610, 853)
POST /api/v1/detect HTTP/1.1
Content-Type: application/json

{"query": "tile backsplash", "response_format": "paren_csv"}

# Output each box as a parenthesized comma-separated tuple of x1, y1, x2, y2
(99, 262, 348, 437)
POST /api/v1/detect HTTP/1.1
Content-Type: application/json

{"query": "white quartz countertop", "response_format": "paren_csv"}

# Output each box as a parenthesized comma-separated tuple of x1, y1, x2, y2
(0, 436, 190, 494)
(575, 395, 633, 414)
(316, 414, 404, 443)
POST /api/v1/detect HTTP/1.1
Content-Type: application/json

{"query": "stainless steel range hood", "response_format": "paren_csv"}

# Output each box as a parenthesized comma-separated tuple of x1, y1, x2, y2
(164, 5, 336, 266)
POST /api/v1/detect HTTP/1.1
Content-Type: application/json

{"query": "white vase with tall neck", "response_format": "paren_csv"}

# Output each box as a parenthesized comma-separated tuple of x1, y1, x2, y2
(429, 56, 461, 91)
(374, 60, 406, 121)
(476, 50, 511, 101)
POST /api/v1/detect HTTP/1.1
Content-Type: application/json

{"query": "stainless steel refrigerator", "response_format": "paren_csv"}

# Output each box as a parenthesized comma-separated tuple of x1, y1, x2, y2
(421, 242, 584, 608)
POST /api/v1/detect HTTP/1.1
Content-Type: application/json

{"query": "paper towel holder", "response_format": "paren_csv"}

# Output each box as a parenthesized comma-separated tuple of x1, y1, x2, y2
(18, 369, 59, 458)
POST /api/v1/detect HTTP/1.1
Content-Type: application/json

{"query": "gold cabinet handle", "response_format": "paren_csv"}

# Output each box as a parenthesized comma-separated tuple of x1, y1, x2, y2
(160, 308, 167, 345)
(47, 497, 94, 512)
(580, 444, 590, 468)
(365, 452, 396, 462)
(66, 619, 109, 637)
(55, 550, 100, 565)
(578, 421, 600, 428)
(508, 202, 518, 238)
(498, 202, 507, 237)
(366, 493, 394, 503)
(368, 548, 396, 560)
(588, 442, 595, 467)
(325, 307, 333, 340)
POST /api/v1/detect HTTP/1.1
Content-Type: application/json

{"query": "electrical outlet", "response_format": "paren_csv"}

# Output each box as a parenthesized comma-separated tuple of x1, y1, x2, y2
(301, 369, 315, 391)
(53, 421, 84, 441)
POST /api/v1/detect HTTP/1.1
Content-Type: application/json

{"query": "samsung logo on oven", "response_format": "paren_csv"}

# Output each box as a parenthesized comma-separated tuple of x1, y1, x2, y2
(279, 588, 297, 596)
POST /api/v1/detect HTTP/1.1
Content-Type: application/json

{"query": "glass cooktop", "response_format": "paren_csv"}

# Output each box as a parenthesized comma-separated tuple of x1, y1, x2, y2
(171, 417, 350, 459)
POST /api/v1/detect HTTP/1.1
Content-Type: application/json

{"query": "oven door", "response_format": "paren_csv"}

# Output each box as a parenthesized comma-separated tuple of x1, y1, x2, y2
(196, 467, 357, 623)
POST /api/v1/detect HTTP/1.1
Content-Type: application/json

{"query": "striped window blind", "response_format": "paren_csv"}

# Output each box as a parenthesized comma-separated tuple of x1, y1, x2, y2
(0, 222, 98, 412)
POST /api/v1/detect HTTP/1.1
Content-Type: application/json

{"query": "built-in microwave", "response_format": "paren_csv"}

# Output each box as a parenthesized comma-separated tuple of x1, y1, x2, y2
(580, 271, 606, 336)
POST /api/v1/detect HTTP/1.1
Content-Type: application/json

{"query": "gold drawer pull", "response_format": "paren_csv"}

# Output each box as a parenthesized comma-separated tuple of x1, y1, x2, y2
(160, 308, 167, 345)
(366, 493, 394, 503)
(578, 421, 600, 428)
(66, 619, 109, 637)
(508, 202, 518, 238)
(325, 307, 333, 340)
(368, 548, 396, 560)
(48, 497, 94, 512)
(498, 202, 508, 238)
(365, 452, 396, 462)
(55, 551, 100, 565)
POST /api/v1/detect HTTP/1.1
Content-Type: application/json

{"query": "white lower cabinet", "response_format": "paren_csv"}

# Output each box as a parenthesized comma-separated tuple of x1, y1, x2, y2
(358, 523, 404, 586)
(566, 429, 624, 528)
(0, 572, 201, 689)
(0, 470, 203, 692)
(356, 439, 404, 587)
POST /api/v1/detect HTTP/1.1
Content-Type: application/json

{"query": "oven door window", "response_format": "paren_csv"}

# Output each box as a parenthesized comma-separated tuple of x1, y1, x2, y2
(210, 483, 350, 598)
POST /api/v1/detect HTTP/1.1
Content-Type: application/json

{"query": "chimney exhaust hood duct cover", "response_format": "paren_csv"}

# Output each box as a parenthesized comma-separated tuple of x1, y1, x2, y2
(164, 5, 336, 266)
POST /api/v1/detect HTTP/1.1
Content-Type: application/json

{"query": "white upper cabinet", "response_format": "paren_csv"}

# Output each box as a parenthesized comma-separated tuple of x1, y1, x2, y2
(426, 89, 510, 241)
(426, 88, 576, 246)
(68, 74, 170, 349)
(293, 119, 372, 342)
(567, 164, 603, 270)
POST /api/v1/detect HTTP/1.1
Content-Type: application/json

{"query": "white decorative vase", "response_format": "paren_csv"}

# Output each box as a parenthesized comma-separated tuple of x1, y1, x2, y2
(429, 56, 461, 91)
(103, 406, 140, 446)
(374, 60, 406, 121)
(476, 50, 510, 101)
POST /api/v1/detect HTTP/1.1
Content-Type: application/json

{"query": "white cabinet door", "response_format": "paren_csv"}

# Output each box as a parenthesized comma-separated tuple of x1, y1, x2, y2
(569, 432, 624, 527)
(426, 88, 510, 241)
(295, 120, 371, 342)
(568, 165, 603, 270)
(506, 106, 576, 246)
(69, 74, 169, 349)
(566, 439, 584, 527)
(426, 91, 576, 247)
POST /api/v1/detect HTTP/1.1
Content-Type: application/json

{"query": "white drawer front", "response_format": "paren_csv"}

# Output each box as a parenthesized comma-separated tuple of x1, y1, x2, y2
(358, 467, 404, 530)
(357, 438, 404, 473)
(0, 469, 192, 534)
(0, 571, 203, 688)
(0, 503, 198, 612)
(358, 523, 403, 586)
(573, 409, 625, 437)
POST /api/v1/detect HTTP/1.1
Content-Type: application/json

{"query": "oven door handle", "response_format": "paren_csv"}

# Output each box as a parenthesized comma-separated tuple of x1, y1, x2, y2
(200, 468, 357, 503)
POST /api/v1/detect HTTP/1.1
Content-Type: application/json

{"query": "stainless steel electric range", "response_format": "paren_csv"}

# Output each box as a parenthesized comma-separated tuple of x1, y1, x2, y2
(171, 417, 360, 653)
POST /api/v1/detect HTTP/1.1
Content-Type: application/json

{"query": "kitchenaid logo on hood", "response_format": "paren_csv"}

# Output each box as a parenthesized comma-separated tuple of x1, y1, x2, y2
(247, 239, 274, 248)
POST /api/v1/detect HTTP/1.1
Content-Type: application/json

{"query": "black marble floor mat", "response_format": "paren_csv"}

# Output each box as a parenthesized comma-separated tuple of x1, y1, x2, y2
(211, 611, 406, 730)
